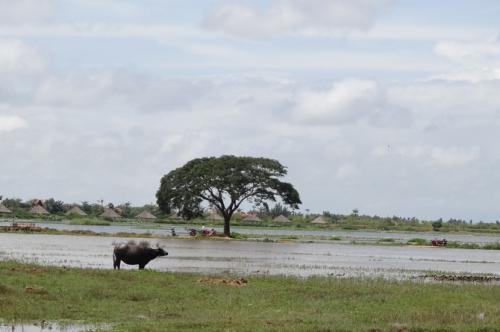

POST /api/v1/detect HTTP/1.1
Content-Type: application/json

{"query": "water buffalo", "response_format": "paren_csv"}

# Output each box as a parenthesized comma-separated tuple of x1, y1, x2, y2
(113, 240, 168, 270)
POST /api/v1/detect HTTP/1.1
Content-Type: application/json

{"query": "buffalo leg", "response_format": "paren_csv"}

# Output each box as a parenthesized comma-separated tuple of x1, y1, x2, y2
(114, 257, 121, 270)
(139, 264, 145, 270)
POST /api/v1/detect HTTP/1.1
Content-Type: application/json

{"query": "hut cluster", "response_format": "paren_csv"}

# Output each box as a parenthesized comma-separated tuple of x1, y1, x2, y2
(0, 199, 333, 225)
(0, 199, 158, 220)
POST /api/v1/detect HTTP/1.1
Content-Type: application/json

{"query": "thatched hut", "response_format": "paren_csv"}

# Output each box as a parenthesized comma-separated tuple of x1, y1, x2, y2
(273, 215, 291, 223)
(100, 208, 121, 219)
(135, 211, 157, 220)
(29, 205, 49, 215)
(242, 214, 262, 222)
(0, 203, 12, 214)
(311, 216, 328, 224)
(66, 206, 87, 216)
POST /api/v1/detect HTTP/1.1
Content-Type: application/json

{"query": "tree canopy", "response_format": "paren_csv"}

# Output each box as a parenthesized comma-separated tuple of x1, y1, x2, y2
(156, 155, 301, 236)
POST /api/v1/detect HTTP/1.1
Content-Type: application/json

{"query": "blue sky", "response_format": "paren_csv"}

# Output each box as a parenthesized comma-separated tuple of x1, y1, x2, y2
(1, 0, 500, 221)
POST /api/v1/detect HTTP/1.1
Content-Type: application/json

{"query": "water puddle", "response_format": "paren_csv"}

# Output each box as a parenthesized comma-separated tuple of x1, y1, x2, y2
(0, 321, 108, 331)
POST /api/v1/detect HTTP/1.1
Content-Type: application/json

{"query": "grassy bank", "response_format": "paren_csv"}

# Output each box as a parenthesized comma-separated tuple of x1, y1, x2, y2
(1, 261, 500, 331)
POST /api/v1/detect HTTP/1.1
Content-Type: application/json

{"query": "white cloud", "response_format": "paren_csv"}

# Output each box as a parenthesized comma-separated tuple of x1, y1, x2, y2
(294, 79, 382, 124)
(335, 163, 357, 179)
(430, 146, 480, 168)
(34, 70, 208, 112)
(434, 39, 500, 81)
(435, 40, 500, 61)
(0, 0, 55, 25)
(371, 144, 480, 168)
(389, 80, 500, 120)
(0, 115, 28, 133)
(0, 39, 45, 74)
(0, 23, 201, 41)
(370, 145, 390, 157)
(203, 0, 392, 36)
(353, 24, 492, 42)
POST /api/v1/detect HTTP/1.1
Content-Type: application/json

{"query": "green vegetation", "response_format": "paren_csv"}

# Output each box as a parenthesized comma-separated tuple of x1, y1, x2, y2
(407, 238, 429, 245)
(330, 236, 342, 241)
(1, 261, 500, 331)
(444, 242, 500, 250)
(156, 155, 301, 236)
(229, 232, 247, 239)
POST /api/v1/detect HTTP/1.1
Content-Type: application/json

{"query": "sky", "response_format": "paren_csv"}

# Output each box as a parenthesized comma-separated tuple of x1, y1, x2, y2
(1, 0, 500, 221)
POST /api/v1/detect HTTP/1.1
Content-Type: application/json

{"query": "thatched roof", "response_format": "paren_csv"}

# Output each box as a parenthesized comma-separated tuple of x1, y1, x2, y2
(100, 208, 121, 218)
(206, 212, 224, 221)
(311, 216, 328, 224)
(242, 214, 262, 222)
(29, 205, 49, 215)
(32, 199, 44, 207)
(273, 215, 291, 223)
(66, 206, 87, 216)
(0, 203, 12, 214)
(136, 211, 157, 219)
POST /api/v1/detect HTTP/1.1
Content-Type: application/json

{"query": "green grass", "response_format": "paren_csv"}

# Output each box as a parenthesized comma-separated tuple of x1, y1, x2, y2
(444, 242, 500, 250)
(1, 261, 500, 331)
(407, 238, 429, 245)
(483, 243, 500, 250)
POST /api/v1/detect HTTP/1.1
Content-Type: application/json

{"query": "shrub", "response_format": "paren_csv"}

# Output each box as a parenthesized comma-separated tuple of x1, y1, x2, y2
(407, 238, 428, 245)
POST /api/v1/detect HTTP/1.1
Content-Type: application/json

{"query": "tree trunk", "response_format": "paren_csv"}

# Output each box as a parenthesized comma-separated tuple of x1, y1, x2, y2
(224, 216, 231, 237)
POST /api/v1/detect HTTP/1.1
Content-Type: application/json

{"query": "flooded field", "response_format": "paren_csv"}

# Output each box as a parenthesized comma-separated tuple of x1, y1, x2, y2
(2, 220, 500, 244)
(1, 233, 499, 279)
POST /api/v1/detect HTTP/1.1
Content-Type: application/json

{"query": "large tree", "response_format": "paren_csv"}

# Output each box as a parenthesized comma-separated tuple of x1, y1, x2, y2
(156, 155, 301, 236)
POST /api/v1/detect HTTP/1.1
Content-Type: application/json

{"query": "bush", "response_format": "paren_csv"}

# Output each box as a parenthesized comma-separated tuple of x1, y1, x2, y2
(407, 238, 428, 245)
(230, 232, 246, 239)
(483, 242, 500, 250)
(432, 220, 443, 231)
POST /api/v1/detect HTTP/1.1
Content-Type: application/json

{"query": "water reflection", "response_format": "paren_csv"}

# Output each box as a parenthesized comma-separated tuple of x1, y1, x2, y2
(1, 233, 499, 279)
(0, 321, 107, 332)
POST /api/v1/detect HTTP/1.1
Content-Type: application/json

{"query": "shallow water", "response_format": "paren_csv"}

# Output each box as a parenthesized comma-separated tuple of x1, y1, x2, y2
(1, 220, 499, 244)
(1, 233, 499, 279)
(0, 321, 106, 331)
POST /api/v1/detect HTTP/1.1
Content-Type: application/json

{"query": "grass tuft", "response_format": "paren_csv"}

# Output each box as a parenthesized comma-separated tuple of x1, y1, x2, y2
(407, 238, 429, 245)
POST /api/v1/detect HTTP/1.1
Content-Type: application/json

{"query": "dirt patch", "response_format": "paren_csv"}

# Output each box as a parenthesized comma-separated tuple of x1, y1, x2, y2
(9, 267, 48, 273)
(424, 274, 500, 282)
(197, 277, 248, 287)
(24, 286, 48, 294)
